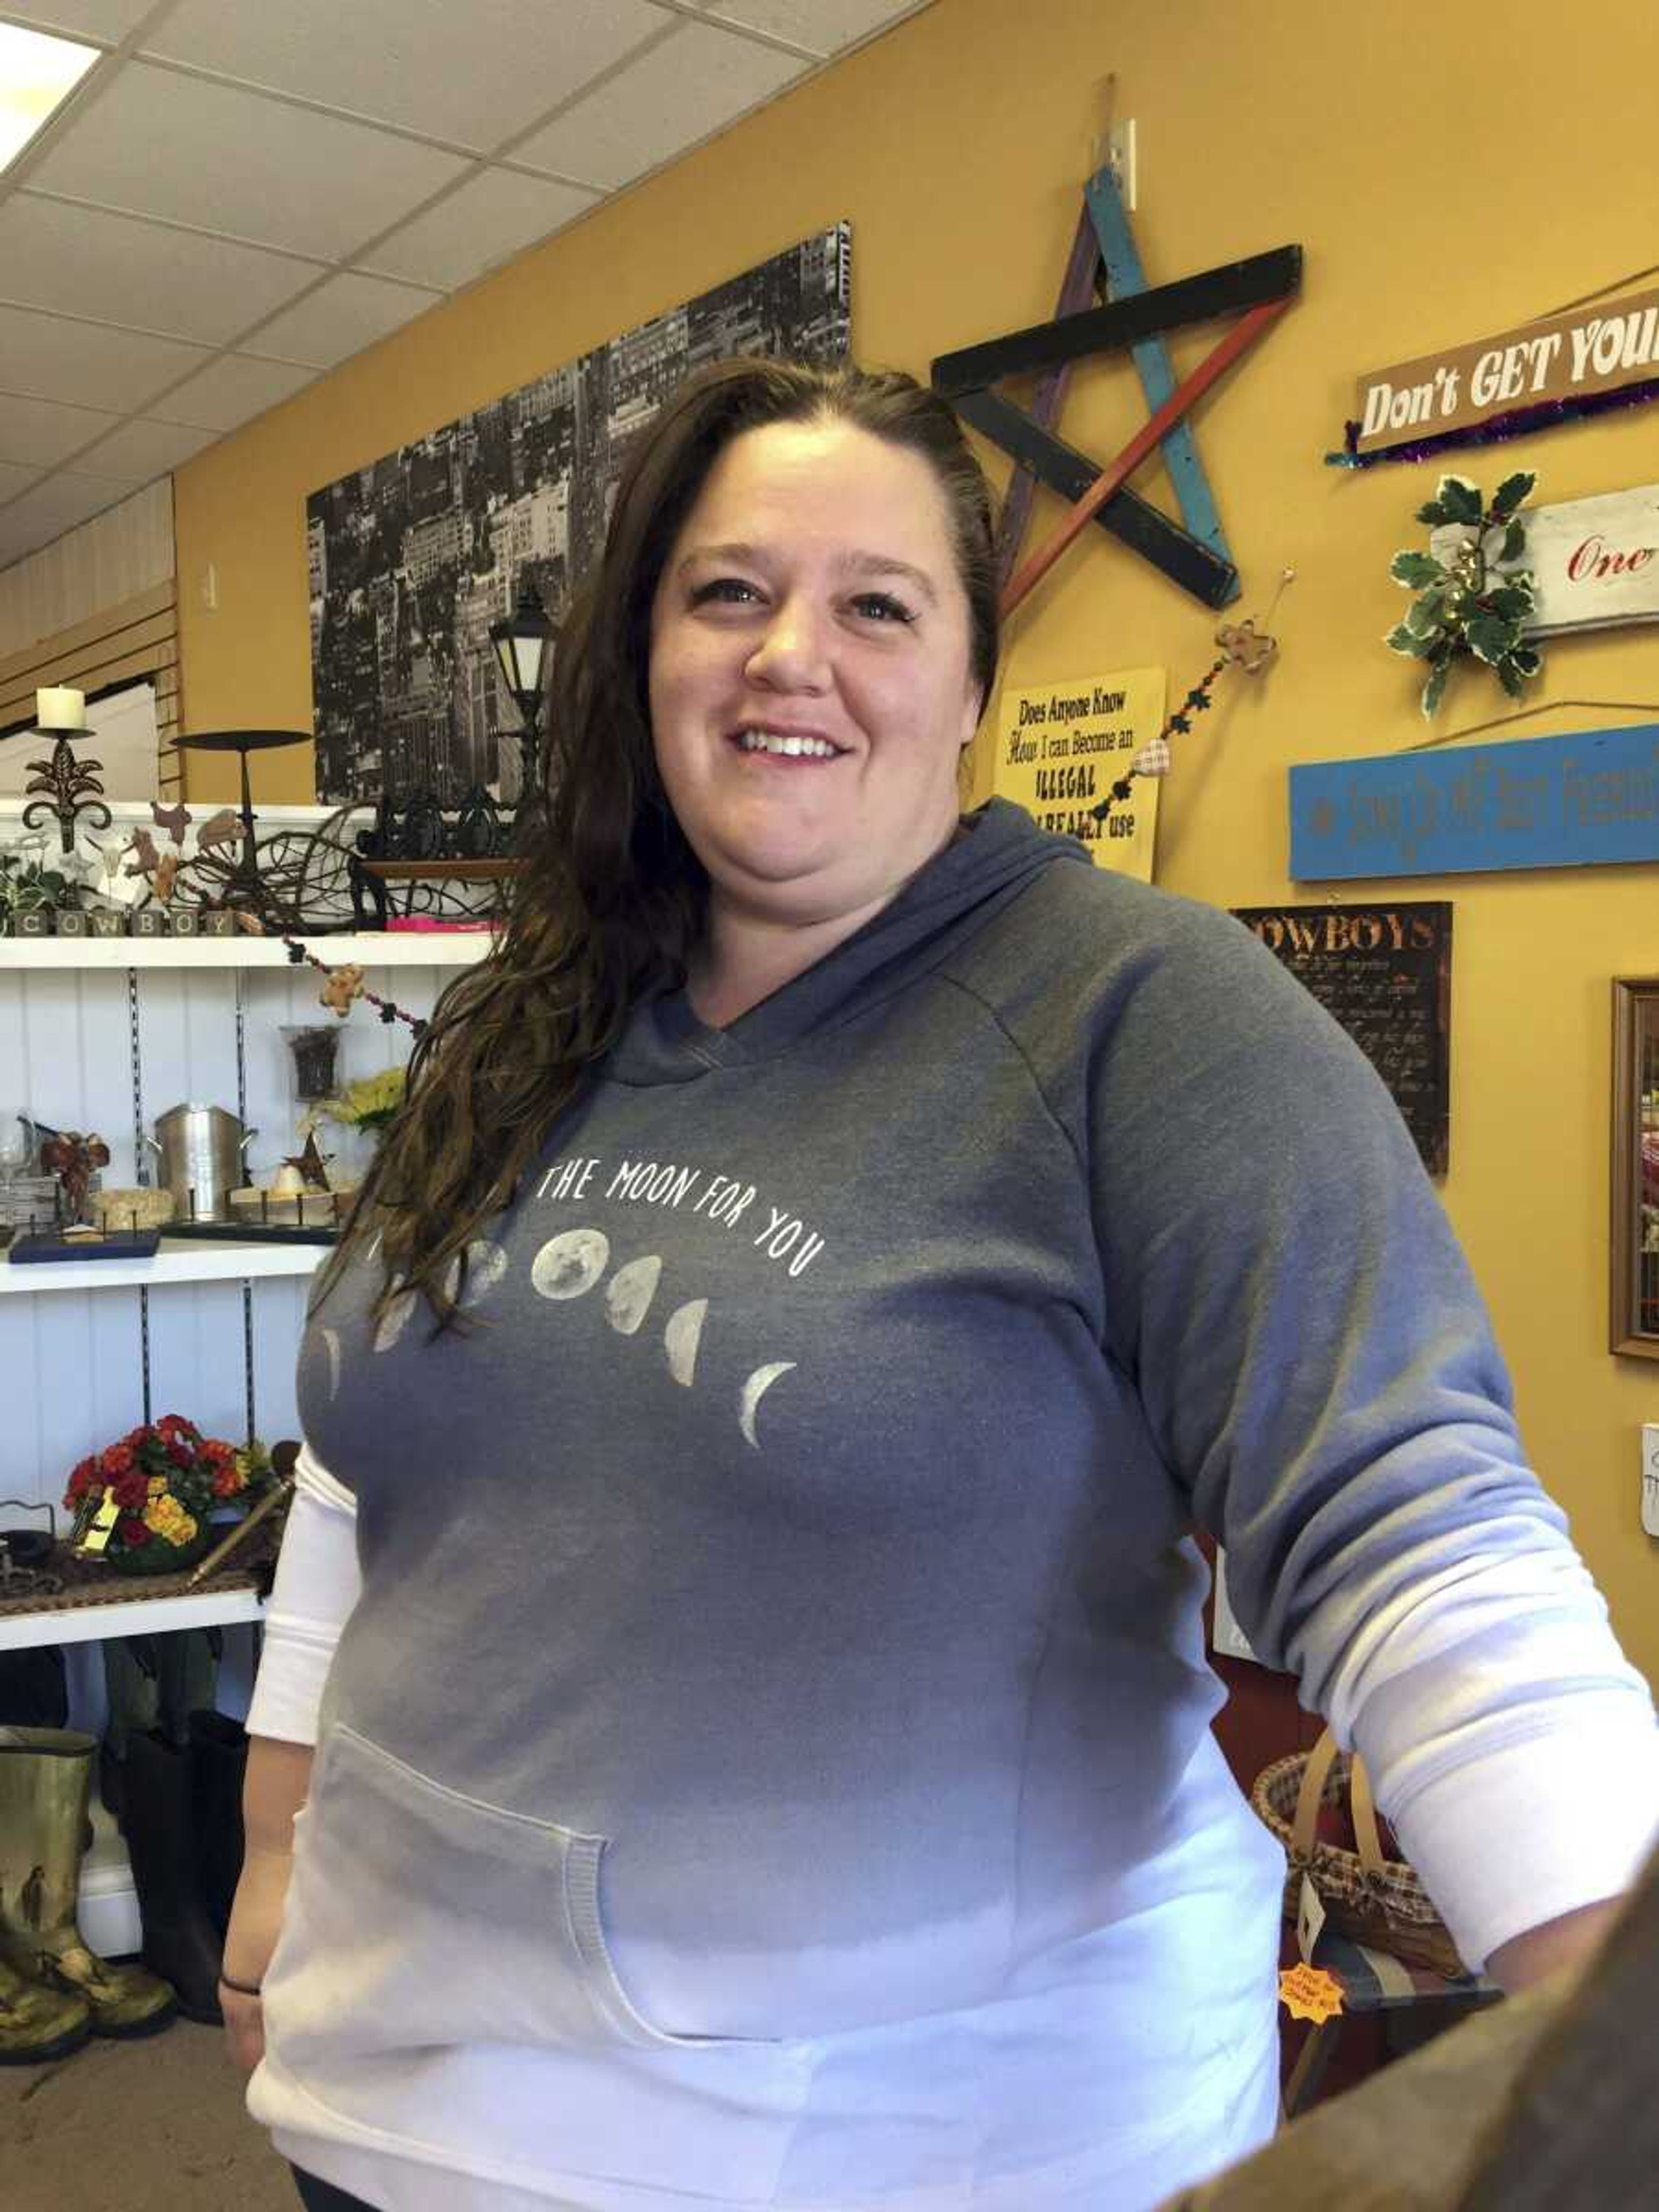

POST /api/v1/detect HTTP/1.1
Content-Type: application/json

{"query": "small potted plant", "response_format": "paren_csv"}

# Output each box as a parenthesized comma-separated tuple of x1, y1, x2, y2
(64, 1417, 277, 1576)
(0, 853, 73, 938)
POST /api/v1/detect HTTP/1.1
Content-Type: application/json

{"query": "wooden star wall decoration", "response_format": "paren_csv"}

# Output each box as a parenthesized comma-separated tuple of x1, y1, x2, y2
(933, 167, 1301, 618)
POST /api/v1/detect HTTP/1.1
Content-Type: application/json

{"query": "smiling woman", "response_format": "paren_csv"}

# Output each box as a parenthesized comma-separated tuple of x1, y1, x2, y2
(232, 357, 1659, 2212)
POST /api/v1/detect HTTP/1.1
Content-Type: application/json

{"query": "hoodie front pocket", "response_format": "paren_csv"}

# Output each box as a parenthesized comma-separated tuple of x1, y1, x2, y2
(264, 1723, 728, 2062)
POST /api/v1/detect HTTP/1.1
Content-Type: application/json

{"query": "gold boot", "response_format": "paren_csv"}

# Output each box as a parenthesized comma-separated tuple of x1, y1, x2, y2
(0, 1727, 176, 2038)
(0, 1948, 92, 2066)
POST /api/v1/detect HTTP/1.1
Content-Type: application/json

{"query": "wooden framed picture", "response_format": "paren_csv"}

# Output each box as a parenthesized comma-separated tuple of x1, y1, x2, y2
(1610, 978, 1659, 1358)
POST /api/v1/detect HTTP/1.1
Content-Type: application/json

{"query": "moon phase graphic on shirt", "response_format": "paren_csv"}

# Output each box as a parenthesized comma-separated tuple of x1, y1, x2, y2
(604, 1253, 661, 1335)
(739, 1361, 797, 1448)
(531, 1228, 611, 1300)
(664, 1298, 708, 1385)
(372, 1283, 418, 1355)
(444, 1237, 508, 1310)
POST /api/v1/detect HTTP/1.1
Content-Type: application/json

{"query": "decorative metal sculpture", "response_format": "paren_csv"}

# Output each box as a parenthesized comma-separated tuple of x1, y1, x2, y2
(22, 717, 111, 857)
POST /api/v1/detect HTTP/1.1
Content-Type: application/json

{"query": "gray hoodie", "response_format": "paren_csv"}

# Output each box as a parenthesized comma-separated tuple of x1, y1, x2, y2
(264, 798, 1592, 2204)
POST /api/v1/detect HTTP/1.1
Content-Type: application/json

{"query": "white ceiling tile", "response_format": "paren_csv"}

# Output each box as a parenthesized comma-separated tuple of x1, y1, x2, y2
(0, 389, 122, 468)
(0, 468, 130, 546)
(2, 4, 154, 40)
(152, 352, 320, 433)
(0, 459, 47, 502)
(692, 1, 920, 54)
(513, 20, 807, 191)
(0, 194, 321, 345)
(0, 303, 211, 412)
(28, 60, 471, 261)
(363, 167, 597, 289)
(70, 415, 220, 480)
(246, 270, 439, 369)
(145, 0, 672, 154)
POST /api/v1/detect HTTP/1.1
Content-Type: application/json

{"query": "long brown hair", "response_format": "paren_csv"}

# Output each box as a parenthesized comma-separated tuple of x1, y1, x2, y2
(317, 357, 1001, 1330)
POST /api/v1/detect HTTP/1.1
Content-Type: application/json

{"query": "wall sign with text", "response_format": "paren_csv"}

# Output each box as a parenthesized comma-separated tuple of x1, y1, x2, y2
(992, 667, 1166, 881)
(1232, 902, 1452, 1175)
(1430, 482, 1659, 637)
(1350, 283, 1659, 458)
(1291, 724, 1659, 881)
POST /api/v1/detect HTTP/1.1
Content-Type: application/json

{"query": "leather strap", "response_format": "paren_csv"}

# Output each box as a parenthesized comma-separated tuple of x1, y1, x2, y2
(1290, 1726, 1389, 1877)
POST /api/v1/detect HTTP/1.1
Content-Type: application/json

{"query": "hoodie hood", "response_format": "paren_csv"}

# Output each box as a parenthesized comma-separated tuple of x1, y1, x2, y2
(609, 798, 1089, 1085)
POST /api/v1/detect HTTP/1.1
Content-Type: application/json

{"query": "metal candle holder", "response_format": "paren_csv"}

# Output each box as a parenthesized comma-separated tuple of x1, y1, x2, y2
(22, 723, 111, 856)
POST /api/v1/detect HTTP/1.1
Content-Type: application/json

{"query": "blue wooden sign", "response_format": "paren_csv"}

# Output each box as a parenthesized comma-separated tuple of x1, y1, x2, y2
(1290, 721, 1659, 880)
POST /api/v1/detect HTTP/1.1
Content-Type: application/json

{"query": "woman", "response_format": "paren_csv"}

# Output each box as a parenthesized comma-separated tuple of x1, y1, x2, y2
(224, 359, 1656, 2212)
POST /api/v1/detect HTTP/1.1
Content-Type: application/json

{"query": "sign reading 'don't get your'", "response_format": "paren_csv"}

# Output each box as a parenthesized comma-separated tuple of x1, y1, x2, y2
(1353, 282, 1659, 455)
(993, 667, 1166, 882)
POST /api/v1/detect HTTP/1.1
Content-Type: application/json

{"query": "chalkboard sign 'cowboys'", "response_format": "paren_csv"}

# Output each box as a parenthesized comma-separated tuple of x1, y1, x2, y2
(1232, 903, 1452, 1176)
(1351, 282, 1659, 458)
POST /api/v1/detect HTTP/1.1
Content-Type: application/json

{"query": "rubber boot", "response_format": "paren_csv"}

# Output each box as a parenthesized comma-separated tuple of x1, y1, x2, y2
(121, 1727, 223, 2024)
(188, 1710, 248, 1938)
(0, 1951, 91, 2066)
(0, 1727, 175, 2039)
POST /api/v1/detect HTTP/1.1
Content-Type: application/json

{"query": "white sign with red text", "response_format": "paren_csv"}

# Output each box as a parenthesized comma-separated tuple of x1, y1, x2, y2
(1431, 483, 1659, 637)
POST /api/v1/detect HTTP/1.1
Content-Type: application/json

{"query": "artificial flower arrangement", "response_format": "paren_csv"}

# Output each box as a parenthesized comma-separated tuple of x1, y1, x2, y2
(64, 1415, 277, 1575)
(320, 1064, 407, 1138)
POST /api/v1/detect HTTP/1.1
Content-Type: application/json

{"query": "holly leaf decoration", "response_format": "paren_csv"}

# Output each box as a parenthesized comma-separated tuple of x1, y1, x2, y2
(1495, 655, 1531, 699)
(1466, 614, 1513, 666)
(1436, 475, 1484, 524)
(1490, 470, 1538, 521)
(1390, 550, 1446, 589)
(1486, 584, 1533, 624)
(1421, 656, 1453, 718)
(1509, 644, 1543, 678)
(1499, 517, 1526, 564)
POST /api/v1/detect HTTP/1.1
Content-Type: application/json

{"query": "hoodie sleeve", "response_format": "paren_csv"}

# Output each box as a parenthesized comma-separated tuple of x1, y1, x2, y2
(1077, 895, 1658, 1968)
(245, 1440, 361, 1748)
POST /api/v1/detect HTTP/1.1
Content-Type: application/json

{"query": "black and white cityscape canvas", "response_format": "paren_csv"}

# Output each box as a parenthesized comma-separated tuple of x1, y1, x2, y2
(307, 225, 852, 807)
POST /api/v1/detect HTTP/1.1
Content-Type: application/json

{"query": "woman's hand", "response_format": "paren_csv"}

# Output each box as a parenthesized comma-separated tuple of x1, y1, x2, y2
(219, 1973, 266, 2073)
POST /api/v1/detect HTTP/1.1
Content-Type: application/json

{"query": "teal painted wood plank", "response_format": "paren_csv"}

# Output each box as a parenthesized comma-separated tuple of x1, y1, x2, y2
(1083, 167, 1237, 594)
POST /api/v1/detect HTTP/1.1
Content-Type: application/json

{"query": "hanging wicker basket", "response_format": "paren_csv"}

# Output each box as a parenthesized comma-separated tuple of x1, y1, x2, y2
(1250, 1729, 1467, 1979)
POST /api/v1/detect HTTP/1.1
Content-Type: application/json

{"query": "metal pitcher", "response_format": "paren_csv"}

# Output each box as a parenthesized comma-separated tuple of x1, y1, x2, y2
(144, 1103, 257, 1223)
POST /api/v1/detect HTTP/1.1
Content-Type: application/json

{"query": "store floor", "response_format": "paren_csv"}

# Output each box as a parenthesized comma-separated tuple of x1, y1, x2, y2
(0, 2017, 296, 2212)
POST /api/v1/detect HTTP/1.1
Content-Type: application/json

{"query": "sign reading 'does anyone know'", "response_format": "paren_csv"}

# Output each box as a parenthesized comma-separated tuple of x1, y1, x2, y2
(1290, 723, 1659, 881)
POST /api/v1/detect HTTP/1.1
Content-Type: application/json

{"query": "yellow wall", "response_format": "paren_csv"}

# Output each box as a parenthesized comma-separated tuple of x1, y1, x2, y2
(175, 0, 1659, 1674)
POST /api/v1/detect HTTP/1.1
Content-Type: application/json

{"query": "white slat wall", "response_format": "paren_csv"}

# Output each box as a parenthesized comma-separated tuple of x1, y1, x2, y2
(1, 957, 449, 1505)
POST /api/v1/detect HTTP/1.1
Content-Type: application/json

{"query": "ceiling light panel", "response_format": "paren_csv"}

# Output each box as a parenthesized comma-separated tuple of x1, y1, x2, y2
(513, 20, 806, 192)
(143, 0, 674, 154)
(0, 20, 99, 173)
(26, 61, 470, 261)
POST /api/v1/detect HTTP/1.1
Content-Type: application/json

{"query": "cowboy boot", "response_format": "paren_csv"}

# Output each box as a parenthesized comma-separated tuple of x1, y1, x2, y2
(0, 1951, 91, 2066)
(0, 1727, 175, 2039)
(121, 1727, 222, 2024)
(188, 1710, 248, 1938)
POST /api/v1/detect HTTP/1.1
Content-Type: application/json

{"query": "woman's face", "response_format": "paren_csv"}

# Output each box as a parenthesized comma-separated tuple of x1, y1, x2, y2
(648, 419, 982, 936)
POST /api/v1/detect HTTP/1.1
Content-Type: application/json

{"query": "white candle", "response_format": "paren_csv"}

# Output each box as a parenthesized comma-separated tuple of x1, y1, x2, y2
(37, 685, 86, 730)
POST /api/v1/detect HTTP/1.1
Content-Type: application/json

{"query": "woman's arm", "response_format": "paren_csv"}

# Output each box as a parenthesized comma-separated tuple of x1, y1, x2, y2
(220, 1443, 361, 2073)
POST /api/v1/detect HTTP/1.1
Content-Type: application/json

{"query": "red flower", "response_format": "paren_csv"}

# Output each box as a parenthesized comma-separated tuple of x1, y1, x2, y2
(167, 1440, 193, 1469)
(100, 1443, 136, 1478)
(156, 1414, 199, 1443)
(112, 1472, 149, 1513)
(115, 1515, 151, 1547)
(211, 1465, 243, 1499)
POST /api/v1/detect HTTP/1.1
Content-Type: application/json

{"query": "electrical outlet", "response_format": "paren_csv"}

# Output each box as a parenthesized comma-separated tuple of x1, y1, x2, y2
(1107, 118, 1137, 210)
(1642, 1423, 1659, 1536)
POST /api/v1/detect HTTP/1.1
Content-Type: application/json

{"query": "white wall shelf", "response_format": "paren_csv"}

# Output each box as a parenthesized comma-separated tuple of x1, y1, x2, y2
(0, 1584, 265, 1653)
(1, 1235, 328, 1295)
(0, 931, 494, 970)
